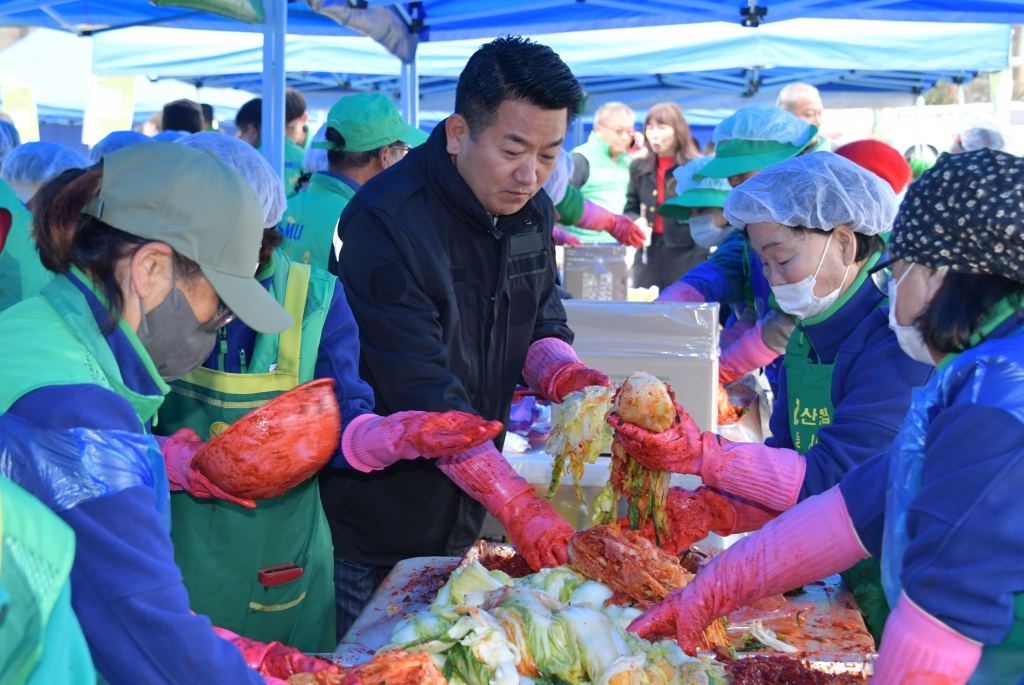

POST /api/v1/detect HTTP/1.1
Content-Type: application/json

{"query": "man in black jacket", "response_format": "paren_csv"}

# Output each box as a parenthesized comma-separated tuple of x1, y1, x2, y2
(323, 36, 610, 637)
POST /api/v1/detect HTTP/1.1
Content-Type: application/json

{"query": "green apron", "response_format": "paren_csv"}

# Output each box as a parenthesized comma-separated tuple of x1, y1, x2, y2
(158, 253, 338, 652)
(0, 180, 52, 314)
(783, 254, 889, 645)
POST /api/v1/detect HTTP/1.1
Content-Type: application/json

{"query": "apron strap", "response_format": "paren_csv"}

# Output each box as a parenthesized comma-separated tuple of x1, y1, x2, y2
(276, 262, 311, 378)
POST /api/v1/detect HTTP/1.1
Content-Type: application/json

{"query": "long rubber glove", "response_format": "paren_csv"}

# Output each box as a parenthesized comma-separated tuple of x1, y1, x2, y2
(211, 625, 340, 680)
(552, 226, 583, 247)
(610, 407, 805, 512)
(342, 410, 504, 473)
(719, 322, 782, 384)
(522, 337, 610, 403)
(871, 593, 983, 685)
(438, 442, 575, 571)
(159, 429, 257, 508)
(628, 486, 869, 653)
(618, 486, 780, 556)
(576, 199, 646, 249)
(719, 320, 754, 351)
(655, 279, 705, 303)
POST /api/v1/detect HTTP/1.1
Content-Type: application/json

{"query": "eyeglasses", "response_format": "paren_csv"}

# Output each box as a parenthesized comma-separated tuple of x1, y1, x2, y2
(868, 256, 897, 295)
(199, 304, 235, 333)
(597, 124, 636, 139)
(388, 143, 412, 159)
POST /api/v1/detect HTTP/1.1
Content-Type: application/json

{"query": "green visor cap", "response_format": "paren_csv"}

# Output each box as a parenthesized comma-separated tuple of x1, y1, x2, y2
(81, 143, 293, 334)
(658, 188, 731, 221)
(312, 93, 429, 153)
(695, 126, 819, 180)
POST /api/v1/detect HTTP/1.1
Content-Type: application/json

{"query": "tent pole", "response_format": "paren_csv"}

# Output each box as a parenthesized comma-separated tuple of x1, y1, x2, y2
(261, 0, 286, 179)
(915, 93, 924, 155)
(400, 53, 419, 127)
(957, 80, 966, 128)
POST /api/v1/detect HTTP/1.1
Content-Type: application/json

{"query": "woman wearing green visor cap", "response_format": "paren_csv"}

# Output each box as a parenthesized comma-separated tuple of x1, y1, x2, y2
(278, 93, 429, 271)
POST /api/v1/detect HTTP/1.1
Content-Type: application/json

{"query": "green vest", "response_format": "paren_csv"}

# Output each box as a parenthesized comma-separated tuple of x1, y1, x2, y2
(0, 477, 94, 685)
(279, 173, 356, 271)
(568, 133, 632, 243)
(156, 251, 339, 652)
(0, 180, 52, 314)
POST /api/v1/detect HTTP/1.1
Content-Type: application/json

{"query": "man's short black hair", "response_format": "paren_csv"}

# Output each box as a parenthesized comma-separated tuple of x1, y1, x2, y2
(235, 97, 262, 131)
(286, 88, 306, 124)
(454, 36, 584, 138)
(162, 99, 203, 133)
(325, 126, 380, 170)
(200, 103, 214, 128)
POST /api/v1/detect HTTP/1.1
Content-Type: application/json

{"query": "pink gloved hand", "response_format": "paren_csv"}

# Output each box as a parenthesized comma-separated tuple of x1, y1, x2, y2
(159, 429, 256, 508)
(342, 411, 504, 473)
(552, 226, 583, 247)
(655, 279, 705, 303)
(700, 436, 806, 512)
(439, 443, 574, 571)
(522, 337, 610, 403)
(212, 625, 340, 679)
(628, 486, 869, 654)
(719, 320, 754, 350)
(719, 321, 783, 384)
(577, 199, 646, 249)
(871, 593, 982, 685)
(607, 403, 707, 474)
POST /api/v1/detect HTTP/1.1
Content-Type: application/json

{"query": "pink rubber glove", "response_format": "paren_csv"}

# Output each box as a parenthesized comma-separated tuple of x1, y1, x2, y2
(159, 429, 256, 508)
(577, 199, 646, 249)
(211, 625, 340, 679)
(719, 320, 754, 350)
(552, 226, 583, 247)
(872, 593, 982, 685)
(608, 403, 707, 474)
(342, 411, 504, 473)
(438, 442, 574, 571)
(522, 337, 610, 403)
(719, 321, 783, 384)
(655, 279, 705, 303)
(628, 486, 869, 653)
(700, 436, 806, 512)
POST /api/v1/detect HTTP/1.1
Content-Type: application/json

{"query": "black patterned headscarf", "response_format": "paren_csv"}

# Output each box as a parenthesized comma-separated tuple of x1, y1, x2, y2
(890, 148, 1024, 283)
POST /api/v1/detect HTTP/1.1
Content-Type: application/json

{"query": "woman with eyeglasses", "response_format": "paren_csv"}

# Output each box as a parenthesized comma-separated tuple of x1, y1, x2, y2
(626, 147, 1024, 685)
(608, 152, 934, 641)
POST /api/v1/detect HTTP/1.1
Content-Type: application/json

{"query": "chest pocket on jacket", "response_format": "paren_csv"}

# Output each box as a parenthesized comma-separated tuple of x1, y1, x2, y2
(508, 231, 546, 326)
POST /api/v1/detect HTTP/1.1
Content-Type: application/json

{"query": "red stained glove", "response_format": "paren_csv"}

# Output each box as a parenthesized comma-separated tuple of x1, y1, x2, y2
(608, 403, 708, 474)
(522, 337, 610, 403)
(655, 280, 705, 303)
(212, 625, 339, 679)
(577, 199, 645, 249)
(552, 226, 583, 247)
(438, 443, 574, 571)
(160, 429, 256, 508)
(628, 487, 868, 654)
(718, 321, 782, 385)
(607, 214, 646, 249)
(342, 410, 504, 473)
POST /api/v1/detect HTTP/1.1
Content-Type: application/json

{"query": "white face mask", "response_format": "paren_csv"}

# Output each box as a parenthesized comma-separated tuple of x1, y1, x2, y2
(887, 263, 935, 365)
(770, 231, 851, 320)
(689, 213, 731, 248)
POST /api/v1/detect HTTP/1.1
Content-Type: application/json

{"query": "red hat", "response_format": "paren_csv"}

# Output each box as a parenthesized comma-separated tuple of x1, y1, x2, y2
(834, 139, 913, 194)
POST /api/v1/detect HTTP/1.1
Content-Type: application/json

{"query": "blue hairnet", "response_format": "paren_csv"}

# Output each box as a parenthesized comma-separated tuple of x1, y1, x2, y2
(90, 130, 154, 163)
(151, 129, 191, 143)
(0, 120, 20, 163)
(951, 118, 1013, 154)
(0, 141, 90, 187)
(304, 122, 329, 174)
(673, 157, 732, 195)
(177, 132, 287, 228)
(712, 105, 814, 147)
(724, 152, 897, 236)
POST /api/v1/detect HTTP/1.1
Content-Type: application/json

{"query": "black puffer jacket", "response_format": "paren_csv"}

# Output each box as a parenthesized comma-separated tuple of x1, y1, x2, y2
(323, 121, 573, 566)
(624, 157, 708, 261)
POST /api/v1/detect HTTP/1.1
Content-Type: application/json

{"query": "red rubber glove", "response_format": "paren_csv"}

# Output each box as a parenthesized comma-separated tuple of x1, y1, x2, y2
(212, 625, 339, 679)
(607, 403, 707, 474)
(159, 429, 256, 508)
(577, 199, 646, 249)
(342, 410, 504, 473)
(438, 443, 574, 571)
(522, 337, 610, 403)
(871, 593, 982, 685)
(628, 487, 869, 654)
(552, 226, 583, 247)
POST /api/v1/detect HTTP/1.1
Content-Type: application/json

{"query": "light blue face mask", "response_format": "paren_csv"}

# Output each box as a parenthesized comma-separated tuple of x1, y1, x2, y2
(688, 213, 731, 248)
(887, 263, 936, 366)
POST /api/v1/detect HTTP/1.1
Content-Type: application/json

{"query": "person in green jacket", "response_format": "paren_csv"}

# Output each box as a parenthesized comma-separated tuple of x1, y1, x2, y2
(235, 90, 311, 199)
(278, 94, 428, 270)
(0, 475, 94, 685)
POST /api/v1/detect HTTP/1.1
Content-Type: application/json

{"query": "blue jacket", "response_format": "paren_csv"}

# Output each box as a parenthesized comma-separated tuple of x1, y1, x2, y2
(677, 230, 748, 310)
(2, 272, 265, 685)
(766, 272, 934, 500)
(203, 270, 375, 468)
(842, 314, 1024, 645)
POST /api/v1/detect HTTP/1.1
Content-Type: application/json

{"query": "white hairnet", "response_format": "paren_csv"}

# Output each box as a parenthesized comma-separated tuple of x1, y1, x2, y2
(151, 129, 191, 143)
(724, 152, 897, 236)
(712, 105, 814, 147)
(952, 117, 1012, 154)
(0, 120, 20, 163)
(176, 132, 287, 228)
(673, 157, 732, 195)
(1, 141, 90, 187)
(541, 149, 574, 206)
(303, 123, 329, 174)
(90, 130, 154, 163)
